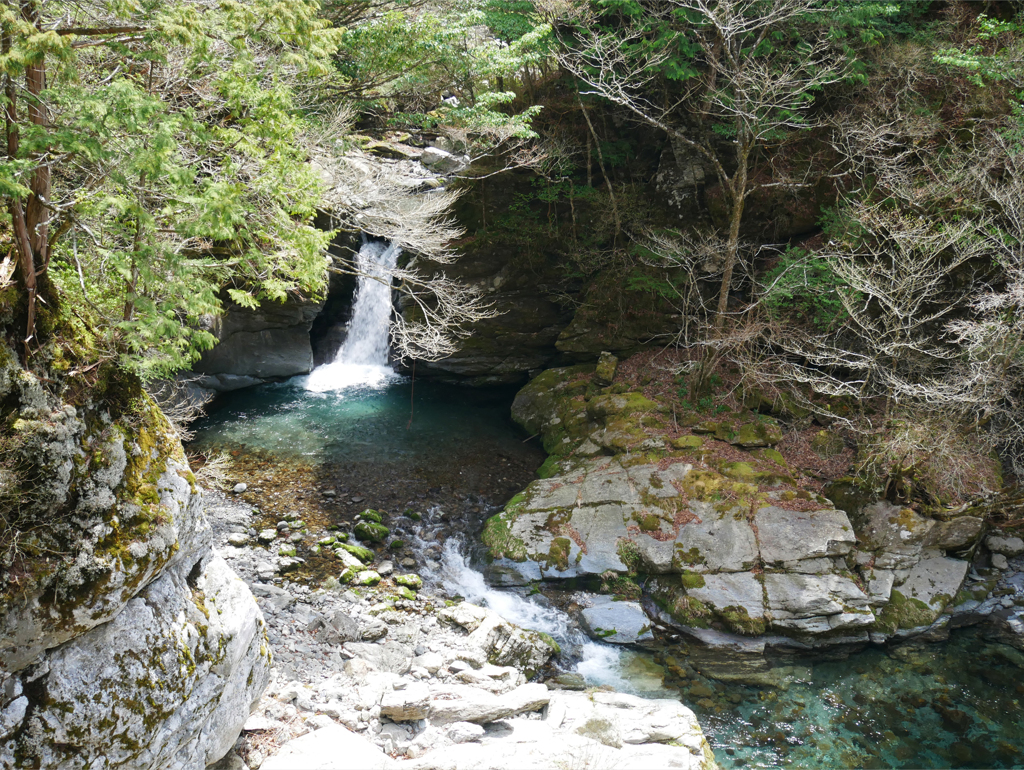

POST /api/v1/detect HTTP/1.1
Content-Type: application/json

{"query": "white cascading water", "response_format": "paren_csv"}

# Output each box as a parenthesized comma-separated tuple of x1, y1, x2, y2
(411, 507, 635, 692)
(305, 240, 402, 392)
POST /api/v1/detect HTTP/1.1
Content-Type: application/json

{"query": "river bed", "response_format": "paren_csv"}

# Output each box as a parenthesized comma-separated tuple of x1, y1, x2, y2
(191, 371, 1024, 770)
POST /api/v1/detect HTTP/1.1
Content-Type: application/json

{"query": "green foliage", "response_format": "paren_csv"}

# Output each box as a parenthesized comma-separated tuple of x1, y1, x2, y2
(1, 0, 341, 378)
(761, 247, 849, 331)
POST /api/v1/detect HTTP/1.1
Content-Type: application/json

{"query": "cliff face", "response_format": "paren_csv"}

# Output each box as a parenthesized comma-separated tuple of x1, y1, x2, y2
(0, 350, 270, 768)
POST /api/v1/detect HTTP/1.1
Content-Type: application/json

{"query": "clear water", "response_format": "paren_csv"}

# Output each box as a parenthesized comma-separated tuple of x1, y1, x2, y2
(663, 634, 1024, 769)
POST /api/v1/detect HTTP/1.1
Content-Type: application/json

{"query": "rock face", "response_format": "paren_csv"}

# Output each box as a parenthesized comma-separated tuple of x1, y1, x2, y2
(0, 353, 270, 768)
(194, 296, 323, 391)
(483, 364, 996, 659)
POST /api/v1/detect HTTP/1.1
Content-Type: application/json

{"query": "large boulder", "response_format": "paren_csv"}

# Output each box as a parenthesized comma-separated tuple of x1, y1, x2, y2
(194, 296, 323, 390)
(0, 553, 270, 769)
(0, 359, 271, 767)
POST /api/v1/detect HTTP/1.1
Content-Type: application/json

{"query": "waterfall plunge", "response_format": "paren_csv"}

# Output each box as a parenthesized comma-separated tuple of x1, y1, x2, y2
(305, 240, 402, 392)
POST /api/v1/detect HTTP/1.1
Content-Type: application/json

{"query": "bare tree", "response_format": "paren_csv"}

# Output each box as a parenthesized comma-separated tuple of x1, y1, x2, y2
(552, 0, 846, 327)
(314, 143, 500, 362)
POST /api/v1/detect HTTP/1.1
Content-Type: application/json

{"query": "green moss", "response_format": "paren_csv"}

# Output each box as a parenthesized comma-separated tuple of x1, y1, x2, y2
(536, 455, 562, 479)
(616, 538, 643, 572)
(671, 435, 705, 450)
(354, 521, 389, 543)
(534, 630, 561, 655)
(680, 570, 706, 589)
(359, 509, 384, 523)
(403, 509, 422, 521)
(396, 586, 417, 600)
(673, 545, 707, 569)
(395, 573, 423, 589)
(638, 513, 662, 532)
(546, 536, 573, 570)
(719, 604, 766, 635)
(874, 589, 937, 633)
(338, 542, 375, 563)
(481, 513, 528, 561)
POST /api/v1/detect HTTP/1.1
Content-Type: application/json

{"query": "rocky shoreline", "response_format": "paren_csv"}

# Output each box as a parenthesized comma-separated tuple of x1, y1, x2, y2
(205, 491, 716, 770)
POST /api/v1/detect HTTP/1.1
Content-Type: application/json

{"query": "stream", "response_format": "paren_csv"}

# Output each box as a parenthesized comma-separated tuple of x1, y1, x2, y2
(191, 240, 1024, 770)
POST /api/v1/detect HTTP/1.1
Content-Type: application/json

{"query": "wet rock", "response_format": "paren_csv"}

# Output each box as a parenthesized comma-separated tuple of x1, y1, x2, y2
(548, 672, 587, 690)
(227, 532, 250, 547)
(580, 596, 654, 644)
(193, 296, 322, 388)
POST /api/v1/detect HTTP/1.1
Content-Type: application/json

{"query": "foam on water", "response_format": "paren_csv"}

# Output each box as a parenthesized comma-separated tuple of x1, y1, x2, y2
(305, 240, 402, 393)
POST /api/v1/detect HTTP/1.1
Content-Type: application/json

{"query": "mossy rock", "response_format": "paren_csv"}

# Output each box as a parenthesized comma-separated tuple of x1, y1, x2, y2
(338, 568, 360, 584)
(359, 509, 384, 524)
(338, 542, 375, 563)
(536, 455, 563, 479)
(671, 435, 704, 450)
(388, 539, 405, 550)
(721, 462, 757, 483)
(277, 545, 297, 557)
(395, 574, 423, 590)
(594, 351, 618, 385)
(533, 630, 561, 655)
(396, 586, 417, 600)
(732, 418, 782, 448)
(680, 571, 707, 590)
(353, 570, 382, 586)
(874, 589, 938, 633)
(354, 521, 389, 543)
(481, 513, 528, 562)
(403, 509, 422, 521)
(752, 447, 787, 466)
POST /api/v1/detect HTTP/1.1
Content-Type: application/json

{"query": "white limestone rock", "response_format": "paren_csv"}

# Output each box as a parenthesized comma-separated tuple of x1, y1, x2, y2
(0, 554, 270, 770)
(261, 724, 394, 770)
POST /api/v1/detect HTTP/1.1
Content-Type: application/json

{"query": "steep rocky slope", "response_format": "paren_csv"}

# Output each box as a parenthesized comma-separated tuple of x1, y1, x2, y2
(0, 350, 270, 768)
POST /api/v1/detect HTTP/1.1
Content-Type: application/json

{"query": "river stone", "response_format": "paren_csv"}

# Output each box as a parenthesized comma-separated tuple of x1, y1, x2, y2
(346, 641, 412, 674)
(466, 613, 559, 676)
(580, 596, 653, 644)
(688, 572, 766, 622)
(754, 507, 856, 565)
(427, 682, 550, 724)
(857, 501, 936, 552)
(570, 504, 631, 574)
(987, 535, 1024, 556)
(0, 554, 270, 770)
(261, 724, 394, 770)
(380, 682, 431, 721)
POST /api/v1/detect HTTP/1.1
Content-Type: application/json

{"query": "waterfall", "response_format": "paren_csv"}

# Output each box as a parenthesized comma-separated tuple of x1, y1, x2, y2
(305, 240, 401, 392)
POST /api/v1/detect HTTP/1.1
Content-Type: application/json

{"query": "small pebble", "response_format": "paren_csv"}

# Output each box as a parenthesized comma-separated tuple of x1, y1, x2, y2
(232, 482, 247, 494)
